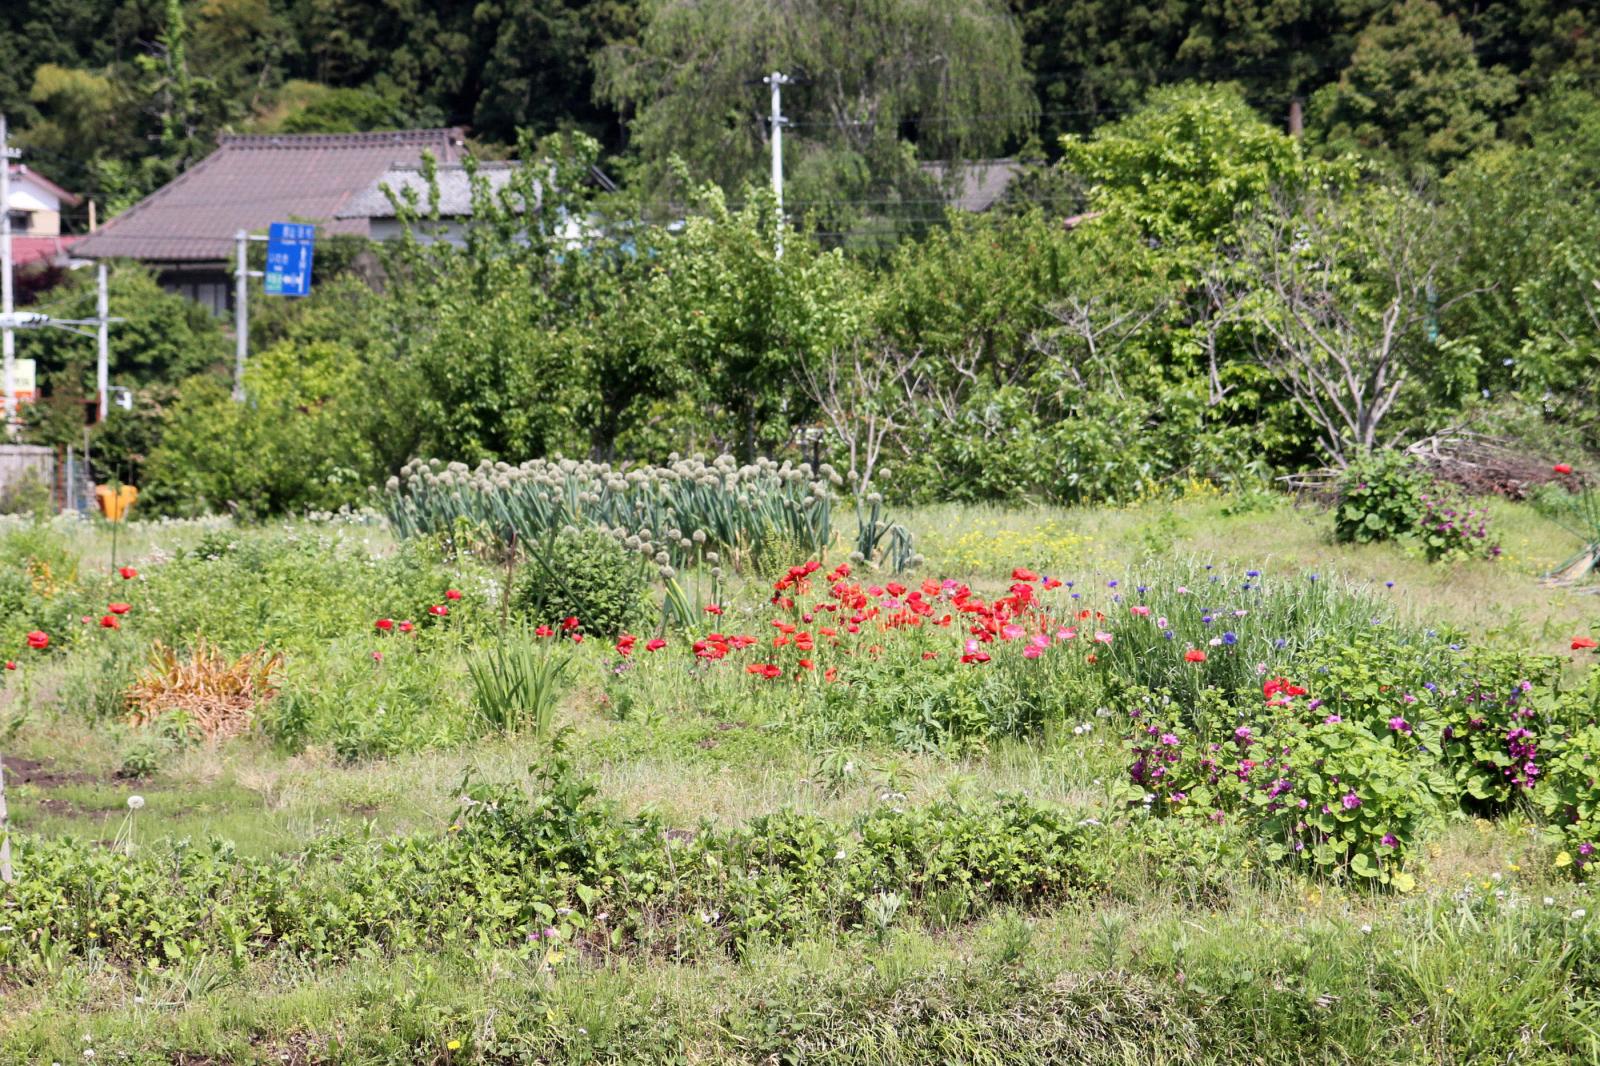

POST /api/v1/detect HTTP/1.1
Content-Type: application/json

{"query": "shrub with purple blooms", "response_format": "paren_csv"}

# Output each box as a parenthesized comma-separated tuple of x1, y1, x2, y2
(1124, 686, 1431, 888)
(1417, 490, 1501, 562)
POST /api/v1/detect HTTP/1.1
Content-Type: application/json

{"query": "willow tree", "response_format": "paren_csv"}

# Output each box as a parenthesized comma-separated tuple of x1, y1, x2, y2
(596, 0, 1035, 237)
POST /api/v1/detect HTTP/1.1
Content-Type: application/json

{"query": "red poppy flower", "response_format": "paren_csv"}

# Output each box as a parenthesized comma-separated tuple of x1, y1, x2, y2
(26, 631, 48, 650)
(645, 638, 667, 652)
(1011, 568, 1040, 582)
(398, 621, 414, 633)
(536, 625, 554, 637)
(1574, 636, 1599, 650)
(428, 605, 449, 617)
(4, 661, 13, 671)
(118, 566, 138, 580)
(561, 616, 580, 631)
(1184, 649, 1207, 663)
(99, 615, 120, 630)
(375, 618, 395, 632)
(798, 658, 814, 670)
(1554, 464, 1573, 475)
(108, 602, 131, 615)
(704, 604, 723, 616)
(372, 651, 384, 663)
(445, 588, 463, 601)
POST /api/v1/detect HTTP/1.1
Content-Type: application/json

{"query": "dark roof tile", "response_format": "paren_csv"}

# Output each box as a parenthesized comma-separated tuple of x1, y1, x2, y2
(74, 128, 465, 263)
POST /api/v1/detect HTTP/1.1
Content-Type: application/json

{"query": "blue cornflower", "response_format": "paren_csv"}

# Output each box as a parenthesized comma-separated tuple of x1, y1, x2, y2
(1222, 632, 1238, 645)
(1162, 630, 1175, 640)
(1246, 570, 1260, 578)
(1385, 580, 1395, 588)
(1107, 579, 1118, 588)
(1201, 614, 1214, 625)
(1308, 574, 1319, 582)
(1273, 638, 1288, 649)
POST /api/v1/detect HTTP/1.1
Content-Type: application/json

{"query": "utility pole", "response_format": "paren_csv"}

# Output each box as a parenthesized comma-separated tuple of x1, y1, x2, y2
(96, 263, 109, 421)
(763, 71, 790, 257)
(233, 229, 247, 401)
(1, 114, 18, 430)
(1288, 97, 1304, 139)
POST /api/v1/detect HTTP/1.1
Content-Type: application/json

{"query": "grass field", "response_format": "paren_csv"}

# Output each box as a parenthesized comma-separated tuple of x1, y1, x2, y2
(2, 493, 1598, 1064)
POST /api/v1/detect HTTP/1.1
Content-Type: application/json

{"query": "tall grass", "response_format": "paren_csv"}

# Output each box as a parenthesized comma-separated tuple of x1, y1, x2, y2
(467, 634, 569, 736)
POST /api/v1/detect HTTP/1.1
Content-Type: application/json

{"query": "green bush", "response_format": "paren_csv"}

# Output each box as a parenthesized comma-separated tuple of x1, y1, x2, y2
(1335, 451, 1428, 544)
(143, 341, 376, 517)
(514, 529, 650, 637)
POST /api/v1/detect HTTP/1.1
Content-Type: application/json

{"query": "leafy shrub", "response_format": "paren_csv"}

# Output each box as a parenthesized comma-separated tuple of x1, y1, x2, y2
(514, 528, 650, 637)
(1537, 718, 1600, 877)
(1416, 488, 1501, 561)
(1335, 451, 1427, 544)
(1127, 688, 1434, 887)
(143, 341, 375, 517)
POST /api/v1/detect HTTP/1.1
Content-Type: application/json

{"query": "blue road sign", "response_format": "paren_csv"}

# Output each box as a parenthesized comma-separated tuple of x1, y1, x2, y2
(264, 222, 315, 297)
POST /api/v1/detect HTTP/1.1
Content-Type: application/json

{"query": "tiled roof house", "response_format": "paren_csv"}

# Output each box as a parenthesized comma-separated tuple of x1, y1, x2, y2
(72, 128, 465, 314)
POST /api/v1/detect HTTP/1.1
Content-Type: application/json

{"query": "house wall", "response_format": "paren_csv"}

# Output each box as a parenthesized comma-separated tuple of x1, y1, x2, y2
(16, 209, 62, 237)
(369, 218, 469, 247)
(7, 177, 65, 236)
(157, 266, 233, 318)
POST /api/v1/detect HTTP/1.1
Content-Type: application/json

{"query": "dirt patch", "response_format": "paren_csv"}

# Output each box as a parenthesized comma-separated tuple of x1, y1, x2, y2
(31, 796, 93, 818)
(0, 755, 100, 788)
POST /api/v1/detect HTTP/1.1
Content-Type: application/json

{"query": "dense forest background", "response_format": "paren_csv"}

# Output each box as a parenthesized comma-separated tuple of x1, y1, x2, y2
(6, 0, 1597, 220)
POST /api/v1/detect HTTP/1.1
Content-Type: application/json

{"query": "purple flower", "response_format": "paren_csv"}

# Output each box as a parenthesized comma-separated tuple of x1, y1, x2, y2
(1323, 713, 1342, 724)
(1388, 716, 1412, 735)
(1341, 792, 1361, 810)
(1380, 833, 1399, 848)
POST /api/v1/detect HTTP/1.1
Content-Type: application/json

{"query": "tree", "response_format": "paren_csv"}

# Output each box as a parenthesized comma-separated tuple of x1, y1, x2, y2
(144, 341, 375, 516)
(596, 0, 1035, 222)
(647, 186, 866, 459)
(1060, 83, 1333, 261)
(1310, 0, 1516, 174)
(1236, 186, 1478, 465)
(1441, 84, 1600, 443)
(1018, 0, 1389, 147)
